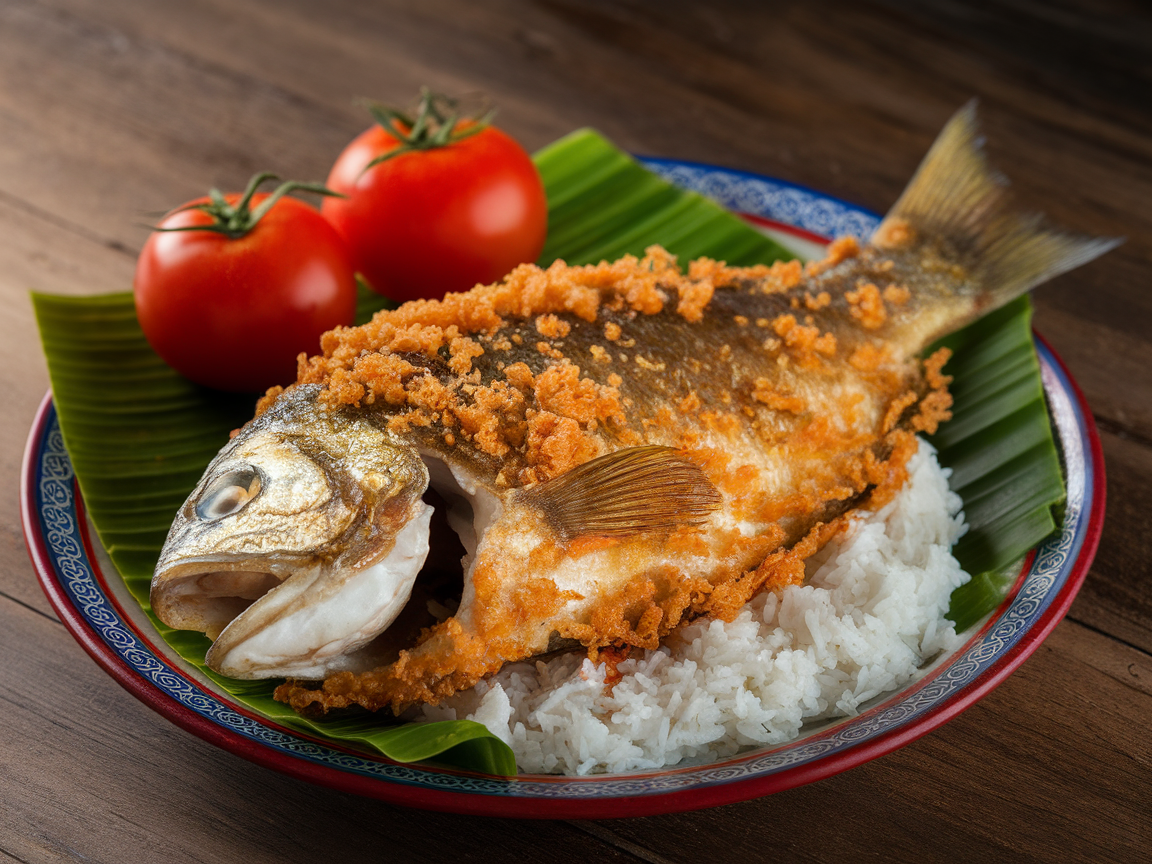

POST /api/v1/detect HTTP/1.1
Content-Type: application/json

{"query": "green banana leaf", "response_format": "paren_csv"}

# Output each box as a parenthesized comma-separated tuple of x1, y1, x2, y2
(32, 128, 1063, 775)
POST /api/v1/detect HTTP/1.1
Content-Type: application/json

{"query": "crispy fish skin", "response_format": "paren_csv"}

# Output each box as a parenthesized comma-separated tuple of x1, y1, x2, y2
(151, 103, 1117, 714)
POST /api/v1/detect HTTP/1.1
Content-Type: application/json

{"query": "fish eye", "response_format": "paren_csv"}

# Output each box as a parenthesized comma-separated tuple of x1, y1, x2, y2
(196, 468, 263, 521)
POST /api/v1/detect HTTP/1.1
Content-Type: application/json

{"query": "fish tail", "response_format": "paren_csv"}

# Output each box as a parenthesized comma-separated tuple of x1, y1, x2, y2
(874, 100, 1121, 308)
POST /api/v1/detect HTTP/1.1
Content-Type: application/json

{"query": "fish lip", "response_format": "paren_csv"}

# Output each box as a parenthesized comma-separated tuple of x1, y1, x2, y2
(151, 554, 308, 585)
(149, 553, 316, 634)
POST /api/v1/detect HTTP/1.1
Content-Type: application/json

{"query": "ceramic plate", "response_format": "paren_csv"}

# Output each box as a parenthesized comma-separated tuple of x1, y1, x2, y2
(21, 159, 1105, 819)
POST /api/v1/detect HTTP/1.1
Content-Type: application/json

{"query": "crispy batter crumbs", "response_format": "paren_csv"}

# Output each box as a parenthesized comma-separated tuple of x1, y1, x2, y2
(448, 335, 485, 375)
(804, 291, 831, 311)
(524, 410, 602, 482)
(883, 283, 911, 305)
(589, 344, 611, 364)
(700, 411, 742, 435)
(533, 362, 625, 427)
(300, 246, 778, 412)
(535, 313, 571, 339)
(872, 217, 915, 249)
(255, 385, 284, 417)
(910, 348, 954, 434)
(846, 282, 887, 330)
(536, 341, 564, 359)
(805, 235, 860, 276)
(744, 259, 804, 294)
(912, 391, 953, 434)
(679, 391, 702, 413)
(734, 314, 749, 326)
(296, 271, 657, 479)
(496, 363, 531, 394)
(567, 564, 731, 657)
(635, 355, 666, 372)
(707, 520, 841, 621)
(923, 346, 953, 390)
(881, 391, 920, 433)
(676, 279, 715, 322)
(596, 644, 633, 685)
(771, 314, 838, 367)
(752, 378, 806, 413)
(848, 341, 891, 372)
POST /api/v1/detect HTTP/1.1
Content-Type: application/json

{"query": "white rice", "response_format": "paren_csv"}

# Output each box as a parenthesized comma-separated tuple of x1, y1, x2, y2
(422, 439, 969, 775)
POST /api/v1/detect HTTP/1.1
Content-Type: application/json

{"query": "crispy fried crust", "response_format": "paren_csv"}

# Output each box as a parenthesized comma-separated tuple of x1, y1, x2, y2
(273, 241, 957, 715)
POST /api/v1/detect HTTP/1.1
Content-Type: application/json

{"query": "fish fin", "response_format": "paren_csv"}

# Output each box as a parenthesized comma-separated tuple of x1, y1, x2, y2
(525, 446, 721, 540)
(877, 100, 1121, 308)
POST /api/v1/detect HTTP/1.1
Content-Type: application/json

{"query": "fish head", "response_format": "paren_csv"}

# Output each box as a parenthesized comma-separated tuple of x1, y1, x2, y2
(151, 385, 432, 678)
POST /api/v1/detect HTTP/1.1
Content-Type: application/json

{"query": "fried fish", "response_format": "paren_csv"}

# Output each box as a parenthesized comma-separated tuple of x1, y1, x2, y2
(150, 103, 1116, 714)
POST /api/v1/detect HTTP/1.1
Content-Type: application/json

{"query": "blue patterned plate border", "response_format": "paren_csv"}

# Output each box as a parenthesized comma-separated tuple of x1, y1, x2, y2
(637, 156, 881, 243)
(21, 162, 1105, 819)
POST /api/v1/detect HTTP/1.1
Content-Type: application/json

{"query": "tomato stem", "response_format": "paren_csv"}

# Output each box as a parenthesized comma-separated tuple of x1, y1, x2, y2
(155, 173, 344, 240)
(361, 87, 495, 172)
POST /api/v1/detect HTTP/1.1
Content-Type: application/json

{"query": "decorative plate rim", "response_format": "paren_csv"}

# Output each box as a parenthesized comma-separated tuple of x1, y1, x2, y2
(20, 160, 1106, 819)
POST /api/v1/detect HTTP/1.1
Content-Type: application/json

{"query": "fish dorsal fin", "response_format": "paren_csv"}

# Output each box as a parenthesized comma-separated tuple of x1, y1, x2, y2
(524, 446, 721, 541)
(876, 100, 1120, 309)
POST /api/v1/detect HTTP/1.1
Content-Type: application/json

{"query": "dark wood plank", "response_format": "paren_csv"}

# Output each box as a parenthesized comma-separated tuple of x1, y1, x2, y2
(1068, 430, 1152, 653)
(0, 198, 136, 616)
(1032, 305, 1152, 440)
(0, 601, 640, 863)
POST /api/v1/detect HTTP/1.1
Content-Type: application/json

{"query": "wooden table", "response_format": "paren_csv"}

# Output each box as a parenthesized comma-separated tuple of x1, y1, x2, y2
(2, 1, 1149, 860)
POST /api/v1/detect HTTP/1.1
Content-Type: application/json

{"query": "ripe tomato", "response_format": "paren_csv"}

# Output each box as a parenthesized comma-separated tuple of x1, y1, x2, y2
(134, 184, 356, 393)
(322, 96, 547, 303)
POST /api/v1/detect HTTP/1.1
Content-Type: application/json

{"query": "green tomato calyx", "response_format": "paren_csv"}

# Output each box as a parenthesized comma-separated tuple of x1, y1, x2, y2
(156, 172, 344, 240)
(362, 87, 495, 171)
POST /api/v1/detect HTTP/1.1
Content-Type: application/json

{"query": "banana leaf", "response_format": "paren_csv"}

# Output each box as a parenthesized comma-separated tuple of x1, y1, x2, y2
(33, 128, 1063, 774)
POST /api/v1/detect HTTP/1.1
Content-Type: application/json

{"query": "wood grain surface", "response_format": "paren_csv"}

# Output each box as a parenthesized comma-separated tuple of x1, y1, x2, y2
(2, 1, 1149, 860)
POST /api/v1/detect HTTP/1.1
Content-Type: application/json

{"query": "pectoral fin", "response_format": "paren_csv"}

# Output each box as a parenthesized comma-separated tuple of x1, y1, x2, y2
(524, 446, 721, 540)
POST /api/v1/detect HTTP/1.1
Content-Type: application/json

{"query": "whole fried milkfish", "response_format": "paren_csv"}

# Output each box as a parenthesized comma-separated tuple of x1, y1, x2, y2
(150, 104, 1116, 713)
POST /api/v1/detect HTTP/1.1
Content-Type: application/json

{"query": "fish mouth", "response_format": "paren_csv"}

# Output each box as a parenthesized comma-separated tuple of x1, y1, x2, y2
(151, 501, 434, 680)
(151, 561, 290, 641)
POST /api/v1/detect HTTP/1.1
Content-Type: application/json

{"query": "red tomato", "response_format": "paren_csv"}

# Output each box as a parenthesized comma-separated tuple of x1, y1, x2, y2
(134, 192, 356, 393)
(322, 121, 547, 302)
